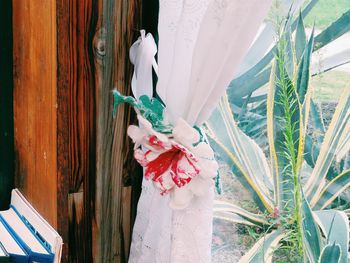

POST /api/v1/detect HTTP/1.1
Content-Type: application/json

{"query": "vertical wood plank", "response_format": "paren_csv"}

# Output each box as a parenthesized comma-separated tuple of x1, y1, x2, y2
(56, 2, 70, 259)
(56, 0, 97, 262)
(13, 0, 57, 226)
(93, 0, 142, 262)
(0, 0, 14, 210)
(13, 1, 142, 262)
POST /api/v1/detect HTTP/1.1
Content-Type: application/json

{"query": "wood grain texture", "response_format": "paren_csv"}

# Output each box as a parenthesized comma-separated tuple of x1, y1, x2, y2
(13, 0, 57, 226)
(13, 1, 142, 262)
(56, 0, 141, 261)
(56, 0, 97, 262)
(93, 0, 142, 262)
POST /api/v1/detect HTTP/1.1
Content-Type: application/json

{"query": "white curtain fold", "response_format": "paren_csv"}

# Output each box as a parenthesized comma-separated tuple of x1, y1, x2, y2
(157, 0, 211, 123)
(156, 0, 185, 102)
(185, 0, 273, 125)
(157, 0, 273, 126)
(129, 1, 272, 262)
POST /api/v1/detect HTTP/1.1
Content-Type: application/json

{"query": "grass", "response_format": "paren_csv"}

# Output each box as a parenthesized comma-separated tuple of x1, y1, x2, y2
(311, 70, 350, 102)
(304, 0, 350, 30)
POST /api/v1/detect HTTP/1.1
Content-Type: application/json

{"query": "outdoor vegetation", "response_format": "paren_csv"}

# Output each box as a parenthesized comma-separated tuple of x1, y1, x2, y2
(304, 0, 349, 30)
(209, 0, 350, 262)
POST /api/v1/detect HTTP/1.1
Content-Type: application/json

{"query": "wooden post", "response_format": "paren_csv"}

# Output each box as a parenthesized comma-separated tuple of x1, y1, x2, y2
(13, 0, 142, 262)
(56, 0, 97, 261)
(56, 0, 142, 261)
(13, 0, 58, 226)
(93, 0, 142, 262)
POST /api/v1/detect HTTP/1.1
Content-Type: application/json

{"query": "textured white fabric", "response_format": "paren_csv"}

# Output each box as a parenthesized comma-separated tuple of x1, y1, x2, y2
(183, 0, 273, 125)
(129, 1, 272, 262)
(157, 0, 211, 124)
(156, 0, 184, 102)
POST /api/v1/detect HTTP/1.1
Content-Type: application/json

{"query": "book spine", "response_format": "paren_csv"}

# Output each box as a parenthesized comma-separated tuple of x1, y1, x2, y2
(0, 216, 29, 263)
(10, 205, 53, 253)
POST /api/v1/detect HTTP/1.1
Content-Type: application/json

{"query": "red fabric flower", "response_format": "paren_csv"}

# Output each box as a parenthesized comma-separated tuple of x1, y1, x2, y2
(134, 135, 201, 194)
(128, 115, 218, 209)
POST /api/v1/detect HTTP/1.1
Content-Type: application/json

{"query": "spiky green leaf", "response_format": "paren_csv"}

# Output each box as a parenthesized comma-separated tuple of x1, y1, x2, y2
(312, 48, 350, 75)
(214, 200, 270, 226)
(313, 169, 350, 210)
(318, 243, 341, 263)
(306, 87, 350, 206)
(302, 191, 322, 263)
(314, 210, 349, 263)
(314, 10, 350, 51)
(267, 51, 305, 213)
(214, 211, 258, 227)
(295, 12, 307, 63)
(206, 96, 274, 213)
(296, 29, 314, 104)
(228, 8, 350, 106)
(238, 230, 284, 263)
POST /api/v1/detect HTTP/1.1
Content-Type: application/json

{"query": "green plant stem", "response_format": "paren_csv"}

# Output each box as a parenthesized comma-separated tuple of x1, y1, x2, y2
(276, 37, 304, 261)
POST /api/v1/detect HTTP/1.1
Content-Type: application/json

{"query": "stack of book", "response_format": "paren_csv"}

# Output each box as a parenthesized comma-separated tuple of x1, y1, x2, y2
(0, 189, 63, 263)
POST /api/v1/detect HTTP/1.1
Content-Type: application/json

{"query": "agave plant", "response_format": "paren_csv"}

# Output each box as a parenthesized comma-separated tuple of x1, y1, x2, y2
(232, 1, 350, 103)
(206, 15, 350, 262)
(232, 0, 350, 102)
(236, 7, 350, 205)
(231, 0, 350, 154)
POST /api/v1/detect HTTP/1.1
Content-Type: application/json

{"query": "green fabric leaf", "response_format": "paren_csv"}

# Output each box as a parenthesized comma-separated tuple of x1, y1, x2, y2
(112, 91, 173, 133)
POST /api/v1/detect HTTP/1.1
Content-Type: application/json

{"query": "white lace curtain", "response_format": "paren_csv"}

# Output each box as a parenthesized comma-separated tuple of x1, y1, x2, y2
(129, 1, 272, 262)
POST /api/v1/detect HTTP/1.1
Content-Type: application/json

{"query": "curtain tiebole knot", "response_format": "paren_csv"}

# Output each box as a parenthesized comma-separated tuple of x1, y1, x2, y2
(113, 91, 218, 210)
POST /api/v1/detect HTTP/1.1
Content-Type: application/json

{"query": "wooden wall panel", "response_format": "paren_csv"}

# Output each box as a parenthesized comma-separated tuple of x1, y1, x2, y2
(13, 0, 57, 227)
(13, 0, 142, 262)
(93, 0, 142, 262)
(56, 0, 97, 261)
(56, 0, 141, 261)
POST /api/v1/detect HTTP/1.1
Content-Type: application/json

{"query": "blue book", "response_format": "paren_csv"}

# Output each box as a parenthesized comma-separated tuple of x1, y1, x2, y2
(0, 219, 28, 263)
(0, 189, 63, 263)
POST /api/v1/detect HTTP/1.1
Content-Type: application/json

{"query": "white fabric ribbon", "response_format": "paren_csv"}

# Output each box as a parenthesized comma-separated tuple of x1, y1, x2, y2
(130, 30, 158, 100)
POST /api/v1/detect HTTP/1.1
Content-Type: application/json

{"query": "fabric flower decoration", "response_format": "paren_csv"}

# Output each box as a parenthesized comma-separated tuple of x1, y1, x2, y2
(128, 115, 218, 209)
